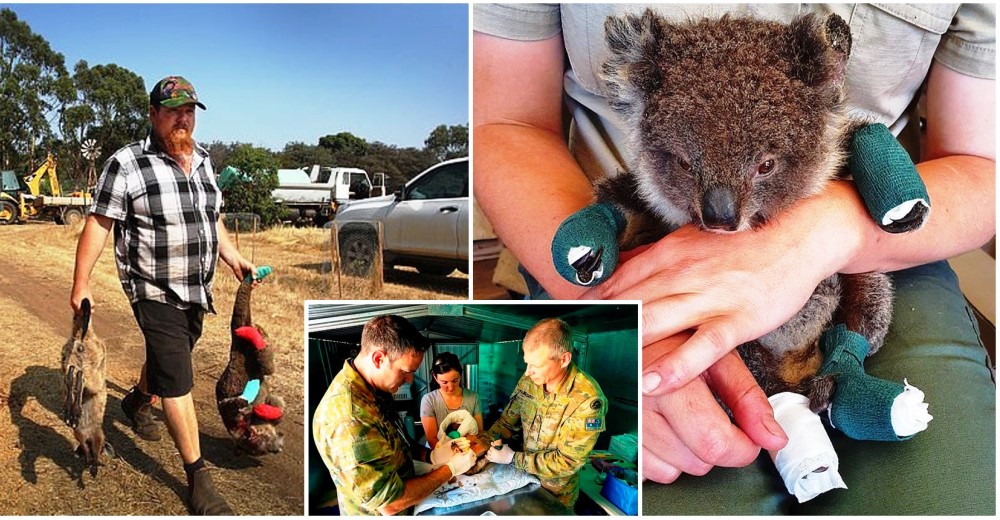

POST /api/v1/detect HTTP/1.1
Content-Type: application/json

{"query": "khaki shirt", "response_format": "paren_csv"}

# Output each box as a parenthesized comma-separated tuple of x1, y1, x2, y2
(312, 361, 413, 516)
(484, 362, 607, 507)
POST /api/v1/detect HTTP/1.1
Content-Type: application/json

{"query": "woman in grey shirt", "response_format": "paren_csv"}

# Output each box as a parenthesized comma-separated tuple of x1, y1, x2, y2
(420, 352, 484, 448)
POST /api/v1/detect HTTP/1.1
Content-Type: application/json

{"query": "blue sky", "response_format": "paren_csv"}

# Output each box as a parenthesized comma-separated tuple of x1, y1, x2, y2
(7, 3, 469, 151)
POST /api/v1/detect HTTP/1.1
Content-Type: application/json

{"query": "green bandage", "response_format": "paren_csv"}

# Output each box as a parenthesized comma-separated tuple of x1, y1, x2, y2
(551, 203, 626, 286)
(818, 324, 909, 441)
(848, 123, 930, 233)
(244, 265, 272, 284)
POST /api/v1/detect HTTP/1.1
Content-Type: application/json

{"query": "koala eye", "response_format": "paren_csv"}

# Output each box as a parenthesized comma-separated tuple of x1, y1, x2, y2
(757, 159, 776, 177)
(676, 157, 692, 172)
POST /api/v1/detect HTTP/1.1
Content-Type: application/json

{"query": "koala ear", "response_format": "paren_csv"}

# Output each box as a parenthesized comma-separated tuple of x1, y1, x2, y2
(787, 13, 851, 88)
(602, 9, 665, 116)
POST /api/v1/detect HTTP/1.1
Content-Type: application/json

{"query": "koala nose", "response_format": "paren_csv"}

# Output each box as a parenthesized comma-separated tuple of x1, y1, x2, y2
(701, 188, 739, 231)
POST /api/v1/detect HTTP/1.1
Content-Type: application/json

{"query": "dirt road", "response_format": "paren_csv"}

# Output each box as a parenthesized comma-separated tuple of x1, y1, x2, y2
(0, 223, 466, 515)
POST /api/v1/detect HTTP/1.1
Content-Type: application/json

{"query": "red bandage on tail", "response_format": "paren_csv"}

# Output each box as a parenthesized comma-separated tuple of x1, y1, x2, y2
(235, 326, 266, 351)
(253, 403, 283, 421)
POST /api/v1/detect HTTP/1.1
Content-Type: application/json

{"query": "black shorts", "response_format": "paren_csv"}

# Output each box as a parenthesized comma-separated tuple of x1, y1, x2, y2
(131, 299, 205, 398)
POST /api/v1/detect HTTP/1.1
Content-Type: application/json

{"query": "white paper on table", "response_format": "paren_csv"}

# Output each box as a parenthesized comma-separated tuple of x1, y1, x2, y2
(413, 463, 540, 514)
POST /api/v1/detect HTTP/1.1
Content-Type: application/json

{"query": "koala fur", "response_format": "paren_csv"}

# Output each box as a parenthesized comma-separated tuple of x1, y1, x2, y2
(600, 10, 893, 410)
(216, 279, 285, 455)
(62, 298, 110, 475)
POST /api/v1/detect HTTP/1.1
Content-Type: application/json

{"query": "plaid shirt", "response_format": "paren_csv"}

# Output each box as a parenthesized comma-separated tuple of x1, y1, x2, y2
(91, 135, 221, 312)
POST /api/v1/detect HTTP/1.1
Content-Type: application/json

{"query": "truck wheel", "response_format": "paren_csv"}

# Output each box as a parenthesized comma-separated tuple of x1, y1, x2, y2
(61, 208, 84, 226)
(0, 201, 17, 225)
(339, 232, 377, 276)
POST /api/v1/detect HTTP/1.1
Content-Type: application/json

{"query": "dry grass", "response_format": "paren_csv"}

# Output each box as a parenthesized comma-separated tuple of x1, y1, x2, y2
(0, 220, 466, 514)
(0, 221, 466, 511)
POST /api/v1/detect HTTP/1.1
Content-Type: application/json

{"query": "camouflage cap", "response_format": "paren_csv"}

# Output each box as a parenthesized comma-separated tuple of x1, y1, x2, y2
(150, 75, 207, 110)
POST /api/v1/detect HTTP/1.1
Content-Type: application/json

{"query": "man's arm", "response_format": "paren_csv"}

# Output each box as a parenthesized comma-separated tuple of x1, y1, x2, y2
(477, 31, 782, 479)
(845, 61, 995, 271)
(216, 219, 256, 282)
(473, 32, 593, 300)
(70, 214, 114, 312)
(376, 465, 454, 516)
(511, 397, 604, 480)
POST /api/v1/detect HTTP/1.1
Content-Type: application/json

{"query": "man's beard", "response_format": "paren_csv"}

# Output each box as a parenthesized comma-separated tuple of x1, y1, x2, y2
(163, 127, 194, 157)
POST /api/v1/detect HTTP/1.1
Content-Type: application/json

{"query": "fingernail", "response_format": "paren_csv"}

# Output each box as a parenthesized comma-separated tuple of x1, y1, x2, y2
(642, 372, 661, 394)
(763, 415, 786, 440)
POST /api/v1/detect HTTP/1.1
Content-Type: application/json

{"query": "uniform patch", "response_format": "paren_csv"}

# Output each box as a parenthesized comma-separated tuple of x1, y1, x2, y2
(591, 399, 603, 410)
(585, 418, 602, 431)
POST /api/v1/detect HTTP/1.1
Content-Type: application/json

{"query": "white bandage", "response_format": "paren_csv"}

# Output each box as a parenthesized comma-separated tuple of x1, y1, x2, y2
(767, 392, 847, 503)
(882, 199, 927, 226)
(438, 409, 478, 440)
(890, 379, 933, 437)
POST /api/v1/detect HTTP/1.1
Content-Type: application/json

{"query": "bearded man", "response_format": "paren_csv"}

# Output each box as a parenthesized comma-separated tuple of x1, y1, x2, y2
(71, 76, 256, 515)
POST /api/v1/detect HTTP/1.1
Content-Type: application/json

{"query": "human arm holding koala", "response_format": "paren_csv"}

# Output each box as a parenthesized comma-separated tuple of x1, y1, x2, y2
(475, 29, 786, 480)
(635, 62, 995, 397)
(474, 32, 599, 302)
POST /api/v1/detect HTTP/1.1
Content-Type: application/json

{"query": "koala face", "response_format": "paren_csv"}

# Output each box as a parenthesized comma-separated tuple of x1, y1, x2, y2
(604, 11, 852, 231)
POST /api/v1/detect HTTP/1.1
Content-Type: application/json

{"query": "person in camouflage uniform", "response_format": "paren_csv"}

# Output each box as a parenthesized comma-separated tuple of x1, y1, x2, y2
(478, 317, 608, 508)
(313, 315, 477, 515)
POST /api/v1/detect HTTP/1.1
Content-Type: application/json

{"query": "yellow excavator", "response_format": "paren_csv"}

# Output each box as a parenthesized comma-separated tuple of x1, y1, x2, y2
(0, 153, 92, 225)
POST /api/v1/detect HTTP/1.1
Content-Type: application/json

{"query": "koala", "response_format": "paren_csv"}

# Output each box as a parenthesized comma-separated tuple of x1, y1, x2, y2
(216, 278, 285, 455)
(599, 10, 895, 409)
(62, 298, 112, 475)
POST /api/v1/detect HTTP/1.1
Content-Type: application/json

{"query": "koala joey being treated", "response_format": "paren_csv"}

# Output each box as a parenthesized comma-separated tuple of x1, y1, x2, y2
(553, 10, 932, 426)
(216, 267, 285, 455)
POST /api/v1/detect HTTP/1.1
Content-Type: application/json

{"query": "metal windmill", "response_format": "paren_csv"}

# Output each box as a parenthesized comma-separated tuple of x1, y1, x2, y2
(81, 139, 101, 190)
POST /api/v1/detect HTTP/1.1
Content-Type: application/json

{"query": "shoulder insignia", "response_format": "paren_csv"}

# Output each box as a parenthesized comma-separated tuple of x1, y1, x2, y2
(591, 398, 603, 410)
(585, 417, 602, 431)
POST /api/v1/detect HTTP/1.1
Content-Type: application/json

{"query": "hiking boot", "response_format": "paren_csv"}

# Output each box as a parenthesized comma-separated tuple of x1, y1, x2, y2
(188, 468, 234, 515)
(121, 386, 161, 441)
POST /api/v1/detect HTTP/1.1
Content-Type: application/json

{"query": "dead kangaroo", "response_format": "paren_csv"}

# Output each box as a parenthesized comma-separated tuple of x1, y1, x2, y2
(62, 298, 113, 474)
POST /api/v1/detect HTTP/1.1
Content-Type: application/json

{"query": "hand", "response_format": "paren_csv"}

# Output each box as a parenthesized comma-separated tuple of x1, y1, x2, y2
(450, 437, 471, 453)
(585, 183, 866, 396)
(223, 251, 262, 287)
(429, 439, 454, 466)
(70, 283, 93, 314)
(227, 255, 259, 286)
(430, 438, 469, 466)
(642, 334, 787, 483)
(446, 449, 477, 477)
(485, 443, 515, 465)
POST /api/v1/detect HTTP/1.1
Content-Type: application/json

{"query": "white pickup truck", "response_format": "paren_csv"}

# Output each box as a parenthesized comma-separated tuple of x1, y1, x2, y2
(334, 157, 468, 276)
(272, 165, 385, 226)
